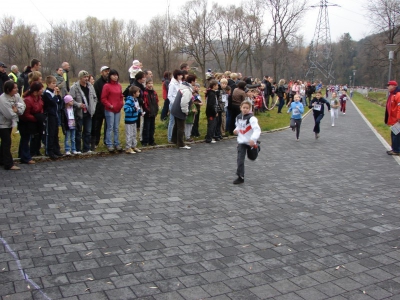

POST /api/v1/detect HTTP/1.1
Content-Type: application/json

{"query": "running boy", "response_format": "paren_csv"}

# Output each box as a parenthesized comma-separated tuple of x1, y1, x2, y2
(287, 94, 304, 141)
(309, 90, 330, 139)
(233, 99, 261, 184)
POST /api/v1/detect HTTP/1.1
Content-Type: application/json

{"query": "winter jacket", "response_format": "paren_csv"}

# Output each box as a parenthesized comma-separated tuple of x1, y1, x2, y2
(124, 96, 141, 124)
(143, 89, 159, 118)
(171, 82, 193, 120)
(162, 78, 170, 100)
(168, 77, 181, 105)
(235, 113, 261, 145)
(101, 81, 123, 113)
(93, 76, 107, 114)
(309, 97, 331, 115)
(19, 67, 32, 94)
(123, 79, 145, 107)
(0, 71, 10, 95)
(288, 102, 304, 119)
(19, 94, 43, 123)
(206, 89, 218, 118)
(0, 93, 25, 128)
(385, 87, 400, 126)
(43, 88, 62, 118)
(69, 81, 97, 118)
(232, 88, 246, 107)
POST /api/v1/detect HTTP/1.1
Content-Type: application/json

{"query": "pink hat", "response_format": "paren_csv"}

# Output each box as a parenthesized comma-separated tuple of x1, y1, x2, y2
(64, 95, 73, 104)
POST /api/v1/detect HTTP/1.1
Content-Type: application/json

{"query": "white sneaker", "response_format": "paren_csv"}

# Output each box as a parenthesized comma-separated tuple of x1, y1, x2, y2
(133, 147, 141, 153)
(179, 145, 191, 150)
(72, 151, 81, 155)
(211, 140, 216, 144)
(65, 151, 71, 156)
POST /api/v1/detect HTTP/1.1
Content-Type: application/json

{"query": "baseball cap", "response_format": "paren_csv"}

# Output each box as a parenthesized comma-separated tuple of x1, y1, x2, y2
(387, 80, 398, 86)
(100, 66, 110, 72)
(78, 70, 89, 78)
(0, 62, 8, 68)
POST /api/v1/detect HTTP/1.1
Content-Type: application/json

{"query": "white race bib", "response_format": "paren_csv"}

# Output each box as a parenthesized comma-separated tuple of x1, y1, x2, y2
(313, 104, 321, 111)
(67, 108, 74, 120)
(293, 108, 300, 115)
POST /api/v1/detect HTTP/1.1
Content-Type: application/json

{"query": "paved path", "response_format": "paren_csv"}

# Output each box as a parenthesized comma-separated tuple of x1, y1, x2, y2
(1, 100, 400, 300)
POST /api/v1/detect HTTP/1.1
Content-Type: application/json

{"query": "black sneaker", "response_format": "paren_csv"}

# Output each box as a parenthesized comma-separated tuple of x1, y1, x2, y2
(233, 176, 244, 184)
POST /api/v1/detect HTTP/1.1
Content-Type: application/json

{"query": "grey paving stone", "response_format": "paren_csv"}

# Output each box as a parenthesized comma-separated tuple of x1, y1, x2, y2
(177, 286, 210, 300)
(105, 286, 137, 299)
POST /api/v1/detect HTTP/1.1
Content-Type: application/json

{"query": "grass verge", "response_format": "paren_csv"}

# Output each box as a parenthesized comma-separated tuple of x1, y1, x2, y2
(351, 93, 390, 144)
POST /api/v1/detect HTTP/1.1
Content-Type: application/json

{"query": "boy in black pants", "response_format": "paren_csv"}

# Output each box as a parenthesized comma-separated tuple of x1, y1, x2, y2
(43, 75, 63, 158)
(205, 80, 219, 143)
(233, 100, 261, 184)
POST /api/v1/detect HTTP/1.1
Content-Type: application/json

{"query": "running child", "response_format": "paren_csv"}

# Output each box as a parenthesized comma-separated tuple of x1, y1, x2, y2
(309, 90, 331, 139)
(287, 94, 304, 141)
(330, 92, 340, 126)
(233, 99, 261, 184)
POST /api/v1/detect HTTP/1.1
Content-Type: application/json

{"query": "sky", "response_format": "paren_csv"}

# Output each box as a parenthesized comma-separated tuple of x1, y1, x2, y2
(4, 0, 371, 44)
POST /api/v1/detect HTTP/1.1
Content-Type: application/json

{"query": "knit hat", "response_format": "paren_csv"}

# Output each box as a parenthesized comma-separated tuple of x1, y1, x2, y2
(132, 60, 140, 66)
(78, 70, 89, 78)
(64, 95, 73, 104)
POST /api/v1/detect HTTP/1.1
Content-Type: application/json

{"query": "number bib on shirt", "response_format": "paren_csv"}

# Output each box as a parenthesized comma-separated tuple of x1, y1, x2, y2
(293, 108, 300, 115)
(313, 104, 322, 111)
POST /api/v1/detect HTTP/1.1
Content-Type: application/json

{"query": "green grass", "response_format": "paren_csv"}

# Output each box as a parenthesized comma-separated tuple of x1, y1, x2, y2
(10, 83, 309, 156)
(352, 92, 390, 143)
(367, 91, 387, 106)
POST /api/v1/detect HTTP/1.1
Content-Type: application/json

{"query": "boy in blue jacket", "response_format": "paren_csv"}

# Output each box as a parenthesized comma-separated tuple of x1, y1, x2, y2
(124, 86, 142, 154)
(287, 94, 304, 141)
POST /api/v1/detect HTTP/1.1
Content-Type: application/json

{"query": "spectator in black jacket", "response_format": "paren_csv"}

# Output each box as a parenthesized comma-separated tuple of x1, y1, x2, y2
(205, 80, 219, 143)
(92, 66, 110, 149)
(0, 62, 10, 95)
(20, 59, 41, 94)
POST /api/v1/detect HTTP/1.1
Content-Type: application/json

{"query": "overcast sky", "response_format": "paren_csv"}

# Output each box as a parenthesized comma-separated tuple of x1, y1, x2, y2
(4, 0, 371, 44)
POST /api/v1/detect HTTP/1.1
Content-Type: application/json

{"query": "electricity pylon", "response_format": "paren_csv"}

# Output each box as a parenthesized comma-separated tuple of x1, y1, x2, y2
(305, 0, 338, 83)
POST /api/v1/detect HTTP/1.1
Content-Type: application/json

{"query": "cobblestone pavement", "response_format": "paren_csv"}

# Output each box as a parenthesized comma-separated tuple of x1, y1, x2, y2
(1, 100, 400, 300)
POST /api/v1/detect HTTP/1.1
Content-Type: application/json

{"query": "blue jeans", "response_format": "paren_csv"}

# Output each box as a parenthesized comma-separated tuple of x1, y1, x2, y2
(64, 129, 76, 152)
(391, 131, 400, 153)
(225, 107, 230, 133)
(277, 97, 285, 113)
(75, 113, 92, 152)
(168, 112, 175, 142)
(313, 113, 324, 133)
(105, 110, 121, 147)
(19, 133, 32, 163)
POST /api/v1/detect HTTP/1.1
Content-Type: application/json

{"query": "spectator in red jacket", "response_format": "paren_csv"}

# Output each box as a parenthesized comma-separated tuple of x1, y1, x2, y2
(101, 69, 124, 152)
(385, 80, 400, 155)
